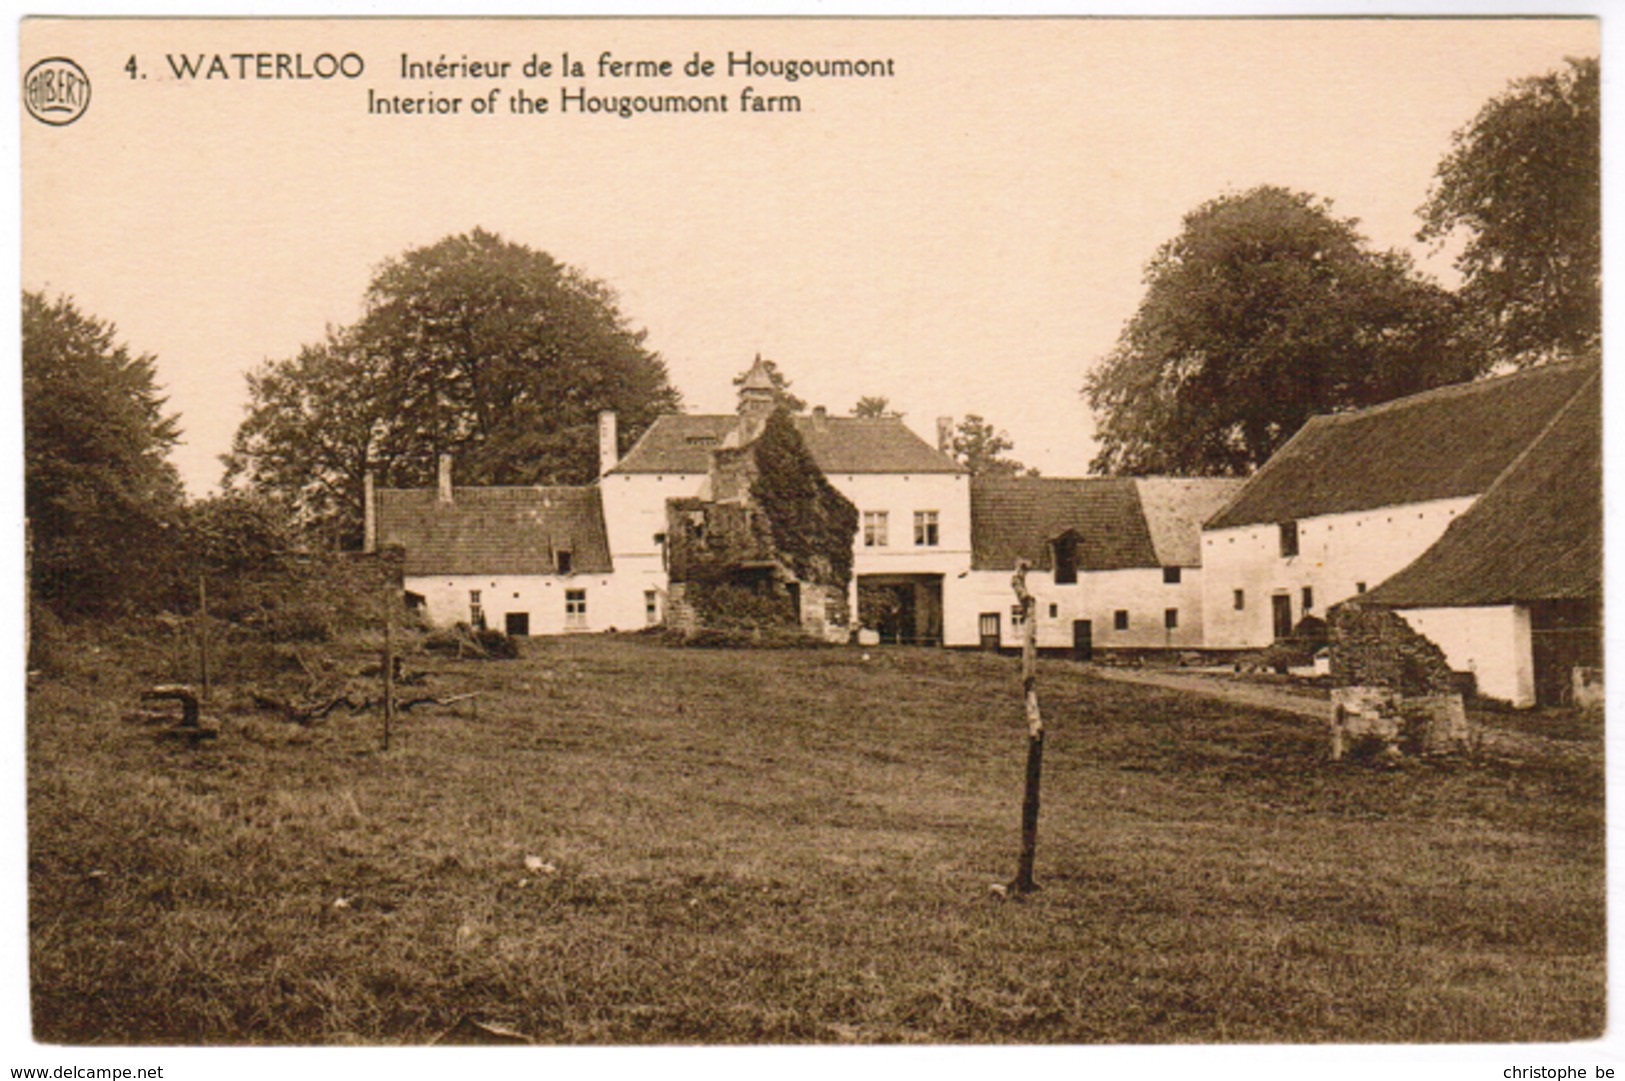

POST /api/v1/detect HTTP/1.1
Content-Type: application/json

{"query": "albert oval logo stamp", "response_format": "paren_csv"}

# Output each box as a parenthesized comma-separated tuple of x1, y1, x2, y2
(24, 57, 91, 126)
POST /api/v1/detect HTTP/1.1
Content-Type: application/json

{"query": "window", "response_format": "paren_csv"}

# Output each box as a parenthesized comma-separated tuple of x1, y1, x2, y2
(914, 510, 939, 547)
(565, 588, 587, 629)
(1163, 566, 1182, 584)
(1165, 608, 1179, 630)
(1114, 610, 1129, 631)
(654, 532, 667, 547)
(645, 590, 659, 626)
(1052, 532, 1079, 585)
(469, 589, 485, 630)
(1279, 520, 1299, 558)
(1356, 581, 1367, 594)
(1233, 589, 1245, 611)
(1048, 603, 1059, 619)
(863, 511, 889, 548)
(556, 549, 573, 574)
(1301, 586, 1314, 612)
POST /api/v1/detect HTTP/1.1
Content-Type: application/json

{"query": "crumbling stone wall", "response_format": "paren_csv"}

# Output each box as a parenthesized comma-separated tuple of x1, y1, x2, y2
(1328, 602, 1457, 695)
(1328, 601, 1470, 758)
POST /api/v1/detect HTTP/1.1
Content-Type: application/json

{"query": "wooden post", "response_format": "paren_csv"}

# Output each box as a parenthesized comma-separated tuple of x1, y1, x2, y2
(1012, 560, 1044, 894)
(197, 577, 211, 704)
(381, 581, 396, 751)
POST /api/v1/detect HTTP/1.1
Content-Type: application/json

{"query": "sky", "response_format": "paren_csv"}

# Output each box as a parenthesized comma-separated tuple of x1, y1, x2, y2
(21, 17, 1600, 496)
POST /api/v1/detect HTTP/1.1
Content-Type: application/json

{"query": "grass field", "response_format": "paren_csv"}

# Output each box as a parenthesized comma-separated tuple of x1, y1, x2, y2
(27, 632, 1604, 1044)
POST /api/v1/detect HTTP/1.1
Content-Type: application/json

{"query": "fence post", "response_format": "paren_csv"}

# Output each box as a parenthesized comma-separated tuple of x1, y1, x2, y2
(1012, 560, 1044, 893)
(381, 580, 396, 751)
(197, 576, 211, 704)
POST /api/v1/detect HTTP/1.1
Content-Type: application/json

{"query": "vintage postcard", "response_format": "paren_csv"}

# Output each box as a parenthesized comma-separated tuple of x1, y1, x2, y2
(17, 13, 1605, 1070)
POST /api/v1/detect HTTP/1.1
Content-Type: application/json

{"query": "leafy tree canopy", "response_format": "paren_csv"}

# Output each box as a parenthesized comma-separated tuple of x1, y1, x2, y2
(851, 396, 898, 418)
(225, 229, 681, 547)
(732, 357, 806, 412)
(1085, 186, 1475, 476)
(1418, 57, 1599, 365)
(24, 291, 184, 614)
(950, 414, 1032, 476)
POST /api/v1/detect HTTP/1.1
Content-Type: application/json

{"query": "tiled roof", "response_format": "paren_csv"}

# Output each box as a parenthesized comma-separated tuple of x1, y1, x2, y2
(971, 476, 1159, 571)
(1363, 369, 1600, 609)
(1205, 359, 1599, 530)
(1133, 477, 1247, 566)
(375, 486, 612, 577)
(611, 413, 965, 476)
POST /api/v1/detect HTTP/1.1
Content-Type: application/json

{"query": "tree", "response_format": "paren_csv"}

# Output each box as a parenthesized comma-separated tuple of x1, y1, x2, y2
(24, 291, 183, 614)
(1418, 57, 1599, 365)
(732, 357, 806, 412)
(1086, 186, 1474, 476)
(224, 327, 379, 550)
(225, 229, 682, 546)
(851, 396, 897, 418)
(950, 415, 1031, 476)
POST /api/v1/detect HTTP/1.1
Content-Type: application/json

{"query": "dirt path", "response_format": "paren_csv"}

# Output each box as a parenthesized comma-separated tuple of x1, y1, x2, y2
(1088, 667, 1334, 721)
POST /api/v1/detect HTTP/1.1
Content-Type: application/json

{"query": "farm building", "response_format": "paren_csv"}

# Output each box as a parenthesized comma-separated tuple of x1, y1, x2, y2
(1357, 366, 1601, 707)
(1200, 358, 1597, 649)
(600, 356, 970, 644)
(372, 460, 630, 635)
(944, 475, 1242, 653)
(375, 356, 969, 640)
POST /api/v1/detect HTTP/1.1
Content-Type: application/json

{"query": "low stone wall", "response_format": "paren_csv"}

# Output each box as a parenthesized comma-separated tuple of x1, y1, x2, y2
(1330, 686, 1470, 759)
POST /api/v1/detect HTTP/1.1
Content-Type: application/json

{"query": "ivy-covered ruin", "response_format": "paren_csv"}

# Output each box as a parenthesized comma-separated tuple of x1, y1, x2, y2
(665, 409, 858, 642)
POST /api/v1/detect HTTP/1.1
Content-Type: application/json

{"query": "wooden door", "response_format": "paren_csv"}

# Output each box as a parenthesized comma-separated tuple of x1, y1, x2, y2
(1271, 594, 1293, 640)
(978, 612, 1000, 651)
(1072, 619, 1093, 662)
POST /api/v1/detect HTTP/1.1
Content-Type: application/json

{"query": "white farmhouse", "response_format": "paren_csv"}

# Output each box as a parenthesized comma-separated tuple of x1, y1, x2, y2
(373, 460, 627, 635)
(1198, 358, 1599, 704)
(601, 357, 970, 643)
(944, 476, 1241, 654)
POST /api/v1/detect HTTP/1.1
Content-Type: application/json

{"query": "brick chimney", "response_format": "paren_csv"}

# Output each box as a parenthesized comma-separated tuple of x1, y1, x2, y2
(598, 410, 619, 476)
(812, 405, 828, 431)
(363, 470, 377, 552)
(936, 416, 954, 453)
(438, 453, 453, 505)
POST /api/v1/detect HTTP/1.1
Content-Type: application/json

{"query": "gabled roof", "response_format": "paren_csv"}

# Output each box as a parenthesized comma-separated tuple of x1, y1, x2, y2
(610, 413, 965, 476)
(1205, 359, 1599, 530)
(375, 486, 612, 577)
(738, 355, 777, 391)
(1362, 369, 1600, 609)
(971, 476, 1157, 572)
(1133, 477, 1247, 565)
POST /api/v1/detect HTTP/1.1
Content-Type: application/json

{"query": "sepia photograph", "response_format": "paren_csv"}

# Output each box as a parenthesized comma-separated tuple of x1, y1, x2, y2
(15, 10, 1606, 1064)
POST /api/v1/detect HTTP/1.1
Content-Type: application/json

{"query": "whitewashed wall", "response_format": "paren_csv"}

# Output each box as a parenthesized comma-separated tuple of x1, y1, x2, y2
(943, 566, 1208, 650)
(1398, 605, 1534, 708)
(831, 472, 972, 577)
(407, 572, 649, 635)
(600, 472, 704, 561)
(1200, 496, 1477, 649)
